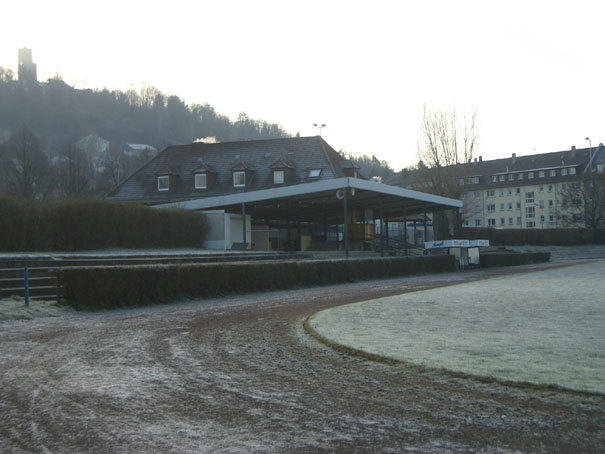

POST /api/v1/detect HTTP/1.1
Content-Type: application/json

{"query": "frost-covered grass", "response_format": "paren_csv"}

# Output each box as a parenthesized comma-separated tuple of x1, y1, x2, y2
(0, 296, 74, 321)
(309, 260, 605, 394)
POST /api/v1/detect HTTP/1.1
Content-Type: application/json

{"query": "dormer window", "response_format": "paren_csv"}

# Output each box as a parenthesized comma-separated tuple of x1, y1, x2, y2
(273, 170, 285, 184)
(195, 173, 207, 189)
(157, 175, 170, 191)
(233, 171, 246, 187)
(309, 169, 322, 178)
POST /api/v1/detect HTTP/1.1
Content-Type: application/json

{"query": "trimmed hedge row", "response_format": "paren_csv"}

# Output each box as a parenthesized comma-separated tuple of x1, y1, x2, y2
(460, 227, 605, 246)
(480, 252, 550, 268)
(59, 255, 456, 310)
(0, 197, 208, 251)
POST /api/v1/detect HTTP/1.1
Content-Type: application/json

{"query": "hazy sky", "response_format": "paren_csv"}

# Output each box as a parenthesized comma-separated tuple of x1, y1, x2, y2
(2, 0, 603, 170)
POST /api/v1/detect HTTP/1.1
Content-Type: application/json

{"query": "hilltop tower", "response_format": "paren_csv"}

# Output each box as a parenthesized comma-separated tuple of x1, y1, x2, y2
(18, 48, 37, 85)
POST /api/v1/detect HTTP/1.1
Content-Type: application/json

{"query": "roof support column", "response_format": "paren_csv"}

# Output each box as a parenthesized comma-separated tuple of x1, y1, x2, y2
(241, 203, 247, 247)
(403, 205, 408, 256)
(286, 200, 292, 251)
(385, 216, 390, 251)
(379, 199, 384, 257)
(424, 206, 428, 243)
(343, 188, 349, 258)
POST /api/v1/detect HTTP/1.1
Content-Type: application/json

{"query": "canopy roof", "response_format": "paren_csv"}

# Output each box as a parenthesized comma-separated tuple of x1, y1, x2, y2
(157, 178, 461, 224)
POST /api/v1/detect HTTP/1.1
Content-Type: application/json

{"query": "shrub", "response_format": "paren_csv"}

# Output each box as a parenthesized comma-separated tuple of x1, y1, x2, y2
(0, 197, 208, 252)
(480, 252, 550, 268)
(460, 227, 605, 246)
(58, 255, 457, 310)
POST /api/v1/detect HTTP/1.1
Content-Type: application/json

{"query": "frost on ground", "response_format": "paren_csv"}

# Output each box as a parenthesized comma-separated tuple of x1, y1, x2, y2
(309, 260, 605, 394)
(0, 296, 74, 321)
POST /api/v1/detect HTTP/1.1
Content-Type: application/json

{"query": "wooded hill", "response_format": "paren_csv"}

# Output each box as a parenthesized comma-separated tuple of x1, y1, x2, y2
(0, 68, 291, 152)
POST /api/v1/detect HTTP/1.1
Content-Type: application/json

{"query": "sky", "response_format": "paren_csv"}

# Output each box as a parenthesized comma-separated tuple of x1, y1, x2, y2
(2, 0, 603, 171)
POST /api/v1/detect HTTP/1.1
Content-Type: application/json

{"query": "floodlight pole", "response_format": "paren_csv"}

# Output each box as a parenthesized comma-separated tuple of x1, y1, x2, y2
(313, 123, 326, 137)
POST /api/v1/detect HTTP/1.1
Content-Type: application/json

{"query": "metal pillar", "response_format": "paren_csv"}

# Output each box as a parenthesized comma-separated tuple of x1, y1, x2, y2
(403, 205, 408, 256)
(385, 216, 390, 250)
(378, 199, 384, 257)
(286, 201, 292, 251)
(343, 188, 349, 258)
(241, 203, 246, 247)
(423, 206, 428, 243)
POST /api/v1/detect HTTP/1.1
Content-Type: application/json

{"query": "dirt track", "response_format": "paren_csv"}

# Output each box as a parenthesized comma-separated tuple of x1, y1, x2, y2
(1, 262, 603, 453)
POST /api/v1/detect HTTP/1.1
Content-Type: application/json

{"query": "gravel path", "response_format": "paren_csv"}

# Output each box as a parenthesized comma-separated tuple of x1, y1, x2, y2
(1, 261, 603, 453)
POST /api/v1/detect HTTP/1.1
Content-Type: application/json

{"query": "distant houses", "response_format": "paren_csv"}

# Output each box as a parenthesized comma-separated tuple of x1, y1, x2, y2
(390, 143, 605, 229)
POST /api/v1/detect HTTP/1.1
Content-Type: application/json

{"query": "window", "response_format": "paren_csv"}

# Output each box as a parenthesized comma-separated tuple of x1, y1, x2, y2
(539, 185, 544, 193)
(500, 203, 505, 211)
(569, 167, 576, 175)
(507, 189, 512, 196)
(598, 164, 605, 174)
(308, 169, 322, 178)
(550, 169, 556, 177)
(492, 175, 498, 183)
(467, 176, 479, 184)
(548, 185, 553, 192)
(508, 217, 513, 225)
(525, 192, 534, 204)
(517, 217, 521, 224)
(499, 175, 505, 182)
(157, 175, 169, 191)
(194, 173, 207, 189)
(516, 188, 520, 194)
(526, 221, 535, 228)
(526, 206, 535, 219)
(539, 171, 545, 178)
(459, 179, 465, 186)
(488, 218, 496, 226)
(475, 219, 482, 226)
(273, 170, 285, 185)
(528, 172, 534, 179)
(487, 204, 496, 212)
(500, 218, 505, 225)
(233, 171, 246, 187)
(487, 190, 495, 197)
(549, 215, 554, 222)
(548, 200, 553, 207)
(540, 215, 545, 223)
(516, 202, 521, 209)
(561, 168, 568, 176)
(539, 200, 544, 208)
(499, 190, 505, 196)
(518, 173, 524, 180)
(508, 202, 513, 210)
(508, 174, 514, 181)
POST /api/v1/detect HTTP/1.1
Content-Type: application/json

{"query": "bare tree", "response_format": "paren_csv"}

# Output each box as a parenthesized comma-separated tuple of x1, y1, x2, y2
(1, 128, 48, 199)
(558, 175, 605, 229)
(416, 105, 479, 237)
(57, 143, 94, 197)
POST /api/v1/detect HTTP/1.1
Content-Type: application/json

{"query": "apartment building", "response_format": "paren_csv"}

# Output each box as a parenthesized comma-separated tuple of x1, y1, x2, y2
(392, 144, 605, 229)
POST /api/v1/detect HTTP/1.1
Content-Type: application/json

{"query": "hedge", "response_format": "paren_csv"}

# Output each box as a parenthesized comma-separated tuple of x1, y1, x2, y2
(58, 255, 456, 310)
(0, 197, 208, 251)
(460, 227, 605, 246)
(480, 252, 551, 268)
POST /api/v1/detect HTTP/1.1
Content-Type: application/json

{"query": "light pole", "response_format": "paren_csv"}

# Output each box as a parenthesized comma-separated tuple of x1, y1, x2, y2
(586, 137, 593, 187)
(313, 123, 326, 137)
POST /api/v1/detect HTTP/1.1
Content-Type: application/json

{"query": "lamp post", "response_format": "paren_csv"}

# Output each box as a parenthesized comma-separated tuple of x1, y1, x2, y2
(313, 123, 326, 137)
(586, 137, 593, 188)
